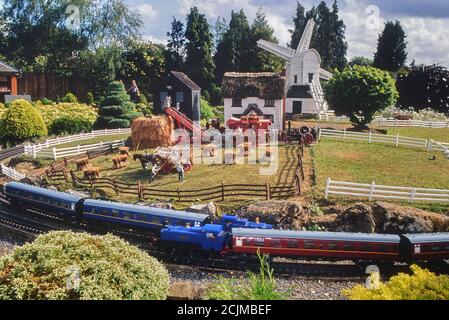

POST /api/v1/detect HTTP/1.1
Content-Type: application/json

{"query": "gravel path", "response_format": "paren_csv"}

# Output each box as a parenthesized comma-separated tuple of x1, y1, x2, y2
(167, 265, 363, 300)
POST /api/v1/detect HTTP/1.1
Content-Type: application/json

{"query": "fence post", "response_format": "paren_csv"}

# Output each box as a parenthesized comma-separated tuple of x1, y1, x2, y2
(427, 139, 433, 152)
(221, 182, 225, 202)
(343, 129, 346, 141)
(317, 128, 322, 141)
(411, 188, 417, 202)
(369, 181, 376, 201)
(77, 144, 81, 155)
(266, 182, 271, 200)
(369, 131, 372, 143)
(395, 134, 399, 147)
(177, 187, 181, 202)
(70, 170, 76, 186)
(33, 144, 37, 159)
(52, 147, 57, 160)
(137, 180, 143, 201)
(325, 177, 331, 199)
(113, 179, 119, 196)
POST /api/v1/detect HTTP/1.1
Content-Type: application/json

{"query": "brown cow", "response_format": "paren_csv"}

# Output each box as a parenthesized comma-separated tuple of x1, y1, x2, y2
(119, 147, 130, 156)
(112, 154, 129, 169)
(73, 157, 90, 171)
(83, 166, 101, 179)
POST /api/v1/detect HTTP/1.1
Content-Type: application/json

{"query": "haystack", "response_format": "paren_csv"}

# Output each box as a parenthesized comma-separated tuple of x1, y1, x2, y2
(131, 116, 175, 150)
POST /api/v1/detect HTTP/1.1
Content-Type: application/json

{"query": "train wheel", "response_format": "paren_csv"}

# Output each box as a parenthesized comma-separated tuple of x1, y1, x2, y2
(303, 133, 315, 146)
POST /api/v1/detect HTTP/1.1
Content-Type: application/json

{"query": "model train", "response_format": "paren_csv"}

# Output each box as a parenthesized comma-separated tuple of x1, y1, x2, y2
(4, 182, 449, 263)
(4, 182, 272, 234)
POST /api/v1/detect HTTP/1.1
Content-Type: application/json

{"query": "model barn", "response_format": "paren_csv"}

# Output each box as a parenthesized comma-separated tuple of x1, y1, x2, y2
(0, 61, 19, 102)
(155, 71, 201, 122)
(222, 72, 286, 130)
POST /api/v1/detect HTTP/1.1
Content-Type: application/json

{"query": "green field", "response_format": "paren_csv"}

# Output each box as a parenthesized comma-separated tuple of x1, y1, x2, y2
(43, 134, 130, 150)
(385, 127, 449, 143)
(312, 139, 449, 190)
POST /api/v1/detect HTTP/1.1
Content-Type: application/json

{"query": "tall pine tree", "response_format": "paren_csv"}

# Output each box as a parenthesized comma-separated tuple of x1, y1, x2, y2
(184, 7, 215, 90)
(166, 17, 185, 72)
(373, 20, 408, 72)
(290, 2, 307, 49)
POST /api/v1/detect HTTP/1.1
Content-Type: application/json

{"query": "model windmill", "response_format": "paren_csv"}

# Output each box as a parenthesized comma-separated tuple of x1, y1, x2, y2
(258, 20, 333, 120)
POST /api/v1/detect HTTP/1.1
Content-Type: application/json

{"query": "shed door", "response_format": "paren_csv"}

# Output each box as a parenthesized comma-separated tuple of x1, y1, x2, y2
(293, 101, 303, 114)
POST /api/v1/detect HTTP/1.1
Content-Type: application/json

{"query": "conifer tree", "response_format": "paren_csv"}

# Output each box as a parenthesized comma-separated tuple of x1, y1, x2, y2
(373, 21, 408, 72)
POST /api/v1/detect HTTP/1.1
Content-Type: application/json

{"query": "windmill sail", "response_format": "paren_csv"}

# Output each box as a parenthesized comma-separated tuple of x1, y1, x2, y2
(296, 20, 315, 53)
(257, 40, 295, 61)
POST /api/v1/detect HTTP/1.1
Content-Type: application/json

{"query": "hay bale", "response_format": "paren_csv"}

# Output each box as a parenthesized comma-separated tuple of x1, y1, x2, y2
(131, 116, 175, 150)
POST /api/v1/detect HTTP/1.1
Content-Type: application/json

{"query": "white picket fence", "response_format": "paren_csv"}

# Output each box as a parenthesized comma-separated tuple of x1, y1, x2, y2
(33, 140, 126, 160)
(318, 128, 449, 154)
(375, 118, 449, 128)
(0, 164, 26, 181)
(24, 128, 131, 158)
(325, 178, 449, 203)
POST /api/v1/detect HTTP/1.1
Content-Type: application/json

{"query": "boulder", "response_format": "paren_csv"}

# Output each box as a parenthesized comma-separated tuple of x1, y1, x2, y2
(168, 281, 204, 300)
(335, 203, 376, 233)
(186, 202, 218, 219)
(237, 200, 306, 230)
(137, 202, 174, 210)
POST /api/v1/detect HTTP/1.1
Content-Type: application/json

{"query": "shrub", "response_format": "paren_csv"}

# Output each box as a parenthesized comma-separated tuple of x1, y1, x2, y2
(95, 81, 143, 129)
(200, 98, 215, 122)
(42, 98, 54, 106)
(0, 103, 6, 119)
(49, 117, 93, 136)
(61, 92, 78, 103)
(343, 265, 449, 300)
(0, 231, 170, 300)
(325, 65, 399, 129)
(206, 252, 287, 300)
(1, 99, 47, 143)
(202, 90, 211, 102)
(138, 94, 148, 105)
(136, 102, 153, 116)
(36, 103, 98, 128)
(86, 92, 94, 105)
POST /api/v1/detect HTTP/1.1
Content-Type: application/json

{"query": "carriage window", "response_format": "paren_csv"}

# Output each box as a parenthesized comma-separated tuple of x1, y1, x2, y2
(431, 246, 442, 251)
(271, 240, 282, 248)
(343, 244, 355, 251)
(377, 245, 387, 252)
(287, 240, 298, 248)
(327, 243, 338, 250)
(304, 241, 315, 249)
(254, 238, 265, 247)
(360, 244, 372, 252)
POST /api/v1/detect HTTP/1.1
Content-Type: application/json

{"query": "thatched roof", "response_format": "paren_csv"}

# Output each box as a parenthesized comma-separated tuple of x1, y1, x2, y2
(222, 72, 285, 100)
(0, 61, 19, 74)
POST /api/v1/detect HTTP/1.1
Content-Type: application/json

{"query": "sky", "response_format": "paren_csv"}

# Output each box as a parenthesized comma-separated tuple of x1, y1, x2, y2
(127, 0, 449, 67)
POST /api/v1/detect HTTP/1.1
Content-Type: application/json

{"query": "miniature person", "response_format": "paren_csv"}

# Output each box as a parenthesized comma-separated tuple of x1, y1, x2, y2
(176, 161, 185, 182)
(150, 164, 160, 183)
(127, 80, 140, 103)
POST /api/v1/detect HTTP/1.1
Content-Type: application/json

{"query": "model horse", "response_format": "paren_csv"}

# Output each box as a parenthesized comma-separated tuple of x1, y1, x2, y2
(133, 153, 159, 170)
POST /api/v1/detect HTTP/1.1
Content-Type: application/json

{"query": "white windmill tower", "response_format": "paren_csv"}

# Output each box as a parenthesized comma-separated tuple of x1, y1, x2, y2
(258, 20, 332, 120)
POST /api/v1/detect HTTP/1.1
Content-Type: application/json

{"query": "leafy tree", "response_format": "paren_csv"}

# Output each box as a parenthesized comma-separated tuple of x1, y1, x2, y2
(325, 65, 399, 129)
(349, 56, 373, 67)
(396, 64, 449, 114)
(165, 17, 185, 72)
(373, 21, 408, 72)
(1, 99, 47, 144)
(0, 231, 170, 300)
(344, 265, 449, 300)
(248, 8, 284, 73)
(121, 41, 166, 97)
(95, 81, 142, 129)
(184, 7, 215, 90)
(200, 98, 215, 121)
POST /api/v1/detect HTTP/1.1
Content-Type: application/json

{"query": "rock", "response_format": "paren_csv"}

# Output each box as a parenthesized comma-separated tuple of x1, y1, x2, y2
(136, 202, 174, 210)
(65, 189, 92, 198)
(186, 202, 218, 219)
(168, 281, 204, 300)
(237, 200, 306, 230)
(372, 202, 449, 234)
(335, 203, 376, 233)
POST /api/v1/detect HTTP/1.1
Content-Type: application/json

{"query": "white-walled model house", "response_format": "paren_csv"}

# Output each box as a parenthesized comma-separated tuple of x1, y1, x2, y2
(222, 72, 286, 130)
(258, 20, 333, 119)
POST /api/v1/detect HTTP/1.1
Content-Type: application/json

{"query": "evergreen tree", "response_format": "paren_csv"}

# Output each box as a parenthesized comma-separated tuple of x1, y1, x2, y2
(166, 17, 185, 72)
(290, 2, 307, 49)
(213, 17, 228, 53)
(373, 21, 408, 72)
(329, 1, 348, 70)
(184, 7, 215, 90)
(248, 8, 284, 72)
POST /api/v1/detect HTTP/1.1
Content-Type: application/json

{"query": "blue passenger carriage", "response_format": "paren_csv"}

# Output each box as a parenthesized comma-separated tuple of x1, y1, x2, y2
(5, 182, 81, 217)
(82, 199, 210, 233)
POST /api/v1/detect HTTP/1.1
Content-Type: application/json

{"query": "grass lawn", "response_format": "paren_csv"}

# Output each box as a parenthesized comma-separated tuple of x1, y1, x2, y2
(384, 127, 449, 143)
(312, 139, 449, 189)
(52, 134, 130, 149)
(64, 144, 301, 208)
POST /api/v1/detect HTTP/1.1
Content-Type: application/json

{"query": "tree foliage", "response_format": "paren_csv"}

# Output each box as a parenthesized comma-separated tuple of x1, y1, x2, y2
(349, 56, 373, 67)
(396, 64, 449, 114)
(96, 81, 142, 129)
(373, 21, 408, 72)
(290, 1, 348, 70)
(1, 99, 47, 143)
(49, 116, 93, 136)
(165, 17, 185, 72)
(325, 66, 399, 128)
(185, 7, 215, 90)
(0, 231, 170, 300)
(344, 265, 449, 300)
